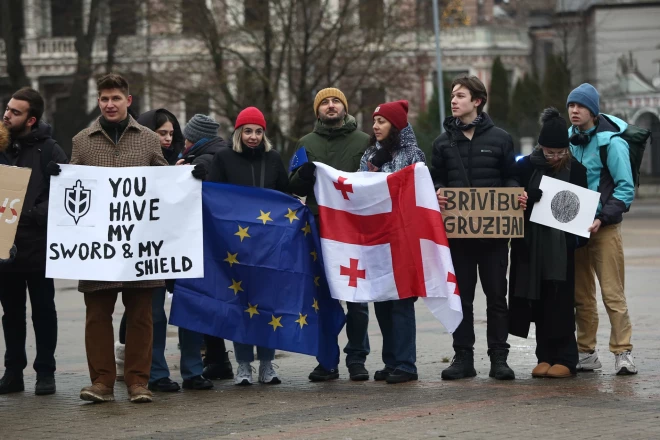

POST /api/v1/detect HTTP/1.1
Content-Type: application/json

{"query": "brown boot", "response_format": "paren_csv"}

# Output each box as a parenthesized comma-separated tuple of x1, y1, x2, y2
(546, 364, 573, 378)
(531, 362, 551, 378)
(128, 384, 153, 403)
(80, 383, 114, 402)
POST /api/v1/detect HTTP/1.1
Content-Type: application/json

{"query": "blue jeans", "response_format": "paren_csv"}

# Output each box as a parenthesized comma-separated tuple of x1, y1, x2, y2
(233, 342, 275, 363)
(343, 302, 370, 367)
(374, 298, 417, 374)
(150, 288, 204, 383)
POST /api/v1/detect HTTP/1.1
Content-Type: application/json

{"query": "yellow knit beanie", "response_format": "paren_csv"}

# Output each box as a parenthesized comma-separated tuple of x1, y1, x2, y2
(313, 88, 348, 117)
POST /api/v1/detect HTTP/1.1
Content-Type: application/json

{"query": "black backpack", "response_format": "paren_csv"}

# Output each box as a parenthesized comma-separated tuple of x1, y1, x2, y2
(599, 118, 651, 188)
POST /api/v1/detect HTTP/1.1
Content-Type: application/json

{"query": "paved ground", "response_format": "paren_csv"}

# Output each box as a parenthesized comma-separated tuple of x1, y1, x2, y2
(2, 200, 660, 439)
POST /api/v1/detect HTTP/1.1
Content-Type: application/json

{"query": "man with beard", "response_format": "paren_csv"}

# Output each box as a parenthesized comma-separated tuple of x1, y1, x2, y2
(0, 87, 68, 396)
(432, 75, 519, 381)
(289, 88, 371, 382)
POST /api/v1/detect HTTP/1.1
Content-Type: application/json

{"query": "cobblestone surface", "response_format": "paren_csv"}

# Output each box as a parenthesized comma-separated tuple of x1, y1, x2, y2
(2, 201, 660, 439)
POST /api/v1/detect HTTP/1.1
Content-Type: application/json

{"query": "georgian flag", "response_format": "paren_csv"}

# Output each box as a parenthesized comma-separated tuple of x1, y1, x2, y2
(313, 162, 463, 332)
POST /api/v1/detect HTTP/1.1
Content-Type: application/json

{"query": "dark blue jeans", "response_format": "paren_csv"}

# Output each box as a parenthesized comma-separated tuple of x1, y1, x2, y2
(149, 288, 204, 383)
(0, 272, 57, 377)
(343, 302, 370, 367)
(374, 298, 417, 374)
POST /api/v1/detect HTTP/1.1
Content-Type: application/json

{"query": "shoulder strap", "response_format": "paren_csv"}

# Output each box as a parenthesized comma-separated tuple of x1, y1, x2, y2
(451, 140, 471, 187)
(260, 154, 266, 188)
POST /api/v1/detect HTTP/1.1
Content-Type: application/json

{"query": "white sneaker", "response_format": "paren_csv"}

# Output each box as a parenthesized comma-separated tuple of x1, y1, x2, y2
(615, 351, 638, 375)
(114, 341, 125, 381)
(576, 351, 602, 371)
(258, 361, 281, 385)
(235, 362, 254, 386)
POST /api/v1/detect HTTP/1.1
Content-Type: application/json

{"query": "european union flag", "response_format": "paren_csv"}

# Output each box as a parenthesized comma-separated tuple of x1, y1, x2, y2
(169, 182, 345, 370)
(288, 147, 309, 172)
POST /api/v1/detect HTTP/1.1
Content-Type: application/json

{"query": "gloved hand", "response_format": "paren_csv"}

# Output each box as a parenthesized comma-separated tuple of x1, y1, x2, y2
(191, 163, 207, 180)
(0, 244, 17, 264)
(45, 161, 61, 176)
(370, 148, 393, 168)
(298, 162, 316, 182)
(526, 188, 543, 204)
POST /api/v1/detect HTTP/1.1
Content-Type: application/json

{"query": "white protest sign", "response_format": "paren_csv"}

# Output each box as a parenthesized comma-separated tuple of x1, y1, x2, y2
(47, 164, 203, 281)
(529, 175, 600, 238)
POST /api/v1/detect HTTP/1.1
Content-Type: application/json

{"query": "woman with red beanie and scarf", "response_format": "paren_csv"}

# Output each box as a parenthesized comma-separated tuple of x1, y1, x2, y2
(206, 107, 289, 386)
(359, 100, 426, 383)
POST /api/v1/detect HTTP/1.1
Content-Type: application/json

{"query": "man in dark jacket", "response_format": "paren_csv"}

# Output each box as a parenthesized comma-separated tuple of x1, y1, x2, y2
(0, 87, 68, 396)
(178, 113, 228, 169)
(289, 88, 371, 382)
(432, 75, 519, 381)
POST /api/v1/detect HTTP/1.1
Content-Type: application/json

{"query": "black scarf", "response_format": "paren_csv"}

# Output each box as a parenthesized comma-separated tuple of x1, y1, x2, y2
(513, 149, 569, 301)
(455, 113, 485, 131)
(100, 116, 130, 145)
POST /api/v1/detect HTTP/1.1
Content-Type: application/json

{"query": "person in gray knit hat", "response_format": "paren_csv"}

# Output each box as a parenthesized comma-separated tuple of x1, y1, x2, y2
(176, 114, 227, 170)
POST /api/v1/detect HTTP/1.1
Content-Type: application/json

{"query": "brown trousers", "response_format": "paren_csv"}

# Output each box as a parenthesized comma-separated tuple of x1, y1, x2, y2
(84, 288, 153, 387)
(574, 223, 633, 354)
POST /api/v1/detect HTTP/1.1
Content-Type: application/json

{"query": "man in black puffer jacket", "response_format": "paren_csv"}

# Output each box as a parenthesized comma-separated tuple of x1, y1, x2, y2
(432, 75, 519, 381)
(0, 88, 68, 396)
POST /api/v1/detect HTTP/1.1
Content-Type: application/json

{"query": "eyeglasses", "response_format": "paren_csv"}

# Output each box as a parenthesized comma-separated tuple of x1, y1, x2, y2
(543, 152, 568, 159)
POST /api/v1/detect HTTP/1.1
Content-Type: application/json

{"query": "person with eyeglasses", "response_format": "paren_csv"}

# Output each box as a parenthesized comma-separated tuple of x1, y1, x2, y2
(566, 83, 637, 376)
(509, 108, 588, 378)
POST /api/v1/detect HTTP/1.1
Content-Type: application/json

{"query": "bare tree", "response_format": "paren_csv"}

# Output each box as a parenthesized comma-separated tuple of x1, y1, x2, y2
(1, 0, 30, 89)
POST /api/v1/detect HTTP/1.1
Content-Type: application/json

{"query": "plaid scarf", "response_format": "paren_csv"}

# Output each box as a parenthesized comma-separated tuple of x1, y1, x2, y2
(455, 113, 484, 131)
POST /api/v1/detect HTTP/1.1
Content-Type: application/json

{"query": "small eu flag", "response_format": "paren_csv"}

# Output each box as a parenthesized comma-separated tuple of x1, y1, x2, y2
(288, 147, 309, 172)
(169, 182, 345, 370)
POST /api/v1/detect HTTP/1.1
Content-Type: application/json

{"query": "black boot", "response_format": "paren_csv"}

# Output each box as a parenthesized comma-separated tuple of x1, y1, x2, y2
(441, 349, 477, 380)
(308, 364, 339, 382)
(0, 372, 25, 394)
(35, 376, 56, 396)
(489, 350, 515, 380)
(203, 351, 234, 380)
(182, 375, 214, 390)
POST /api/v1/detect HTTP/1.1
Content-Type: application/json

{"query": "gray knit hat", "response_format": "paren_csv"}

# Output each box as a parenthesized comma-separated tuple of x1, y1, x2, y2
(183, 114, 220, 144)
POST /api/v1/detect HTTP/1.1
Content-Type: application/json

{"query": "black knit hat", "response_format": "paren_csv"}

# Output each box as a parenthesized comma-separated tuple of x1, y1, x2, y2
(537, 107, 569, 149)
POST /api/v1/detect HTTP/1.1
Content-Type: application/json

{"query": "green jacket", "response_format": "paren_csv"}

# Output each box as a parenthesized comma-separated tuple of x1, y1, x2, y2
(289, 114, 370, 214)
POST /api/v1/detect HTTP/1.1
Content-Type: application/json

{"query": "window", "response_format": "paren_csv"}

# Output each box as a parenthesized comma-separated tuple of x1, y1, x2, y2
(185, 91, 210, 122)
(182, 0, 208, 35)
(50, 0, 79, 37)
(361, 87, 386, 128)
(244, 0, 270, 31)
(359, 0, 383, 30)
(110, 0, 138, 36)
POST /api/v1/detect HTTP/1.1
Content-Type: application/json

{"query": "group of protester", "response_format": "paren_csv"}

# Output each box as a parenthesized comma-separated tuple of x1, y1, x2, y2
(0, 71, 637, 404)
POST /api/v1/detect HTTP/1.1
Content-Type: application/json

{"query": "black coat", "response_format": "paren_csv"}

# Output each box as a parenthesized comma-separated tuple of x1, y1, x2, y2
(136, 108, 185, 165)
(207, 143, 289, 192)
(431, 113, 519, 188)
(0, 122, 68, 272)
(508, 155, 588, 339)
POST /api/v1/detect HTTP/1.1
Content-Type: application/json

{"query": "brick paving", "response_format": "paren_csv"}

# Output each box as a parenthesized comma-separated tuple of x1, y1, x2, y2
(1, 202, 660, 439)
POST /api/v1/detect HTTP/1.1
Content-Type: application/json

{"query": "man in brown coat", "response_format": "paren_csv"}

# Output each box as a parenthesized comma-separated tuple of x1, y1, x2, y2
(58, 74, 169, 403)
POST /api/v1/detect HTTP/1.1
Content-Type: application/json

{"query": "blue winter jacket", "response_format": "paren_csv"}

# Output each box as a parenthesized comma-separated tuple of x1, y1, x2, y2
(569, 113, 634, 226)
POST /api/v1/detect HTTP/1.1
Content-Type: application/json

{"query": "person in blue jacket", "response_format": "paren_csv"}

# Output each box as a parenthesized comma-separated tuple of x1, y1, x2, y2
(567, 83, 637, 375)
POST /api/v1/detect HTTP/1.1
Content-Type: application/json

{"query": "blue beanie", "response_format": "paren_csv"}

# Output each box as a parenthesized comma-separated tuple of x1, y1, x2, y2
(566, 83, 600, 116)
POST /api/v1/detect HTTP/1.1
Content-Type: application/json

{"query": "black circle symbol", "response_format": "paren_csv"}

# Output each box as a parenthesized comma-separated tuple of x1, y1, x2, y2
(551, 190, 580, 223)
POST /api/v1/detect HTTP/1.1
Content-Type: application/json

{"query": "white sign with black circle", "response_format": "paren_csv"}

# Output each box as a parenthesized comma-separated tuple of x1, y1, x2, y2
(46, 164, 203, 281)
(529, 175, 600, 238)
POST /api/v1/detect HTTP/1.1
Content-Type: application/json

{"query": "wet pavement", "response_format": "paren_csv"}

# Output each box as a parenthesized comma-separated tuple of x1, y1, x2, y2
(1, 200, 659, 439)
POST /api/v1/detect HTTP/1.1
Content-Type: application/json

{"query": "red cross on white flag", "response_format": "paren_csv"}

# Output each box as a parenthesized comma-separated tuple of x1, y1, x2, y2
(314, 162, 463, 333)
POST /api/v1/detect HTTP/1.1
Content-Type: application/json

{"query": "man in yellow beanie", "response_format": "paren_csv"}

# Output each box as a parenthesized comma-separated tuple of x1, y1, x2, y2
(289, 87, 371, 382)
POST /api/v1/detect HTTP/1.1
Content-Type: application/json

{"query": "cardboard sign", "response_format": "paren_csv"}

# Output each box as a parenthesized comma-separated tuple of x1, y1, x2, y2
(529, 175, 600, 238)
(46, 164, 203, 281)
(438, 187, 524, 238)
(0, 165, 32, 259)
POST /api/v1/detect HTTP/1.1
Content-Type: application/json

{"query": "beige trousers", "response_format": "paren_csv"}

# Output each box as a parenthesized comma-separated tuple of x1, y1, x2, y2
(574, 223, 633, 354)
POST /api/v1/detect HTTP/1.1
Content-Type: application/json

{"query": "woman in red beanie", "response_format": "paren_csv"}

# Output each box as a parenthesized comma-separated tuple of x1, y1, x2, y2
(206, 107, 289, 386)
(360, 100, 426, 384)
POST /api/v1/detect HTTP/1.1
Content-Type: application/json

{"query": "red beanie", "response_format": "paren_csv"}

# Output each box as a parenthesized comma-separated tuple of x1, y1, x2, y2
(235, 107, 267, 130)
(373, 100, 408, 131)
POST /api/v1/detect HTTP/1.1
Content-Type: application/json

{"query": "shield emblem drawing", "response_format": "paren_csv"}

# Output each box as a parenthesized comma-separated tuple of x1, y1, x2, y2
(64, 180, 91, 225)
